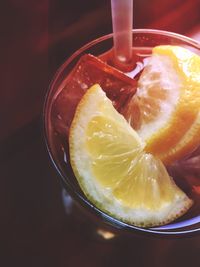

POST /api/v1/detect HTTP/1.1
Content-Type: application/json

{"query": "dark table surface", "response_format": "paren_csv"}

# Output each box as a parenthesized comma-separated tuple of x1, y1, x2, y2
(1, 1, 200, 266)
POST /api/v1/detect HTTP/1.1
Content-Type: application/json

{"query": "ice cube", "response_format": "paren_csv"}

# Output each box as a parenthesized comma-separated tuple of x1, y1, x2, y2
(51, 54, 137, 137)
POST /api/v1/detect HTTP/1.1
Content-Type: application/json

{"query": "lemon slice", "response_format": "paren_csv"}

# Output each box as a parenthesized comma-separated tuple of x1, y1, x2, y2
(123, 45, 200, 165)
(69, 84, 192, 227)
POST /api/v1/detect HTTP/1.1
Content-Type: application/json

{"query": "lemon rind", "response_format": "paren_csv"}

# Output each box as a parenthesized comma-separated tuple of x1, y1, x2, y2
(69, 84, 193, 227)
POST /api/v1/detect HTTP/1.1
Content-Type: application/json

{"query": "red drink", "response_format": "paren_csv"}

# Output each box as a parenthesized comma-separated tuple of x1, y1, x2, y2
(44, 30, 200, 235)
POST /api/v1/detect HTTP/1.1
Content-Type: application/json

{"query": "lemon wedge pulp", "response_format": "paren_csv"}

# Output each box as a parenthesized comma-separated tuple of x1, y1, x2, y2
(124, 45, 200, 165)
(69, 84, 192, 227)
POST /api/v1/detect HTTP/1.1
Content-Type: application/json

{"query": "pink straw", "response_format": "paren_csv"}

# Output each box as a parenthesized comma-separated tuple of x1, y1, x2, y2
(111, 0, 133, 64)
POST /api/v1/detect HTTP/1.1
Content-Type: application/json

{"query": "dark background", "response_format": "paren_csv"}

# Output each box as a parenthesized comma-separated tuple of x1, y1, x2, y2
(1, 0, 200, 266)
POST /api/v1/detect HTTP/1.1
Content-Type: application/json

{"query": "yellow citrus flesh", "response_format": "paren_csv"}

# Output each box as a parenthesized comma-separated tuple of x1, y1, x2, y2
(124, 45, 200, 165)
(69, 84, 192, 227)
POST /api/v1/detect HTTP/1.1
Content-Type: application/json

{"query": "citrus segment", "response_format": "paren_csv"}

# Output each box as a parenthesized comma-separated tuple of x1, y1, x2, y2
(123, 45, 200, 165)
(69, 84, 192, 227)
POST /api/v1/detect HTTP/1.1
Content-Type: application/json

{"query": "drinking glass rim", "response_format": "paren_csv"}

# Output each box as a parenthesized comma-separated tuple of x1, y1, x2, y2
(43, 29, 200, 237)
(62, 28, 200, 69)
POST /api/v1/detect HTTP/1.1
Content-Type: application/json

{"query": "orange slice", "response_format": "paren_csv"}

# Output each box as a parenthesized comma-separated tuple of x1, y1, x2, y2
(123, 45, 200, 165)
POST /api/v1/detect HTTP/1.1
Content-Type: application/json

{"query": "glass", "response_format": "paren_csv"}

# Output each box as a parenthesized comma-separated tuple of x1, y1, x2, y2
(44, 29, 200, 237)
